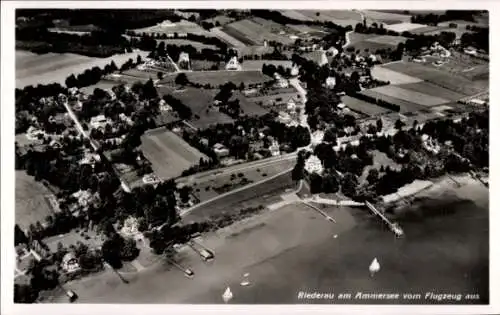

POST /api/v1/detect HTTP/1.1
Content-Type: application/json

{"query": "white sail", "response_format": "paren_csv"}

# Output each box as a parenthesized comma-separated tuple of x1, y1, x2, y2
(222, 287, 233, 303)
(369, 258, 380, 276)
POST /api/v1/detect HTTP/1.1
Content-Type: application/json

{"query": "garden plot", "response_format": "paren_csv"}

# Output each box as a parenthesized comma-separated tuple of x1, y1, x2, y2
(370, 85, 450, 107)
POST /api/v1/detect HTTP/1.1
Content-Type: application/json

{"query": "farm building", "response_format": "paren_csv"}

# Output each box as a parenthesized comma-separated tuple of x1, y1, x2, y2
(304, 154, 324, 175)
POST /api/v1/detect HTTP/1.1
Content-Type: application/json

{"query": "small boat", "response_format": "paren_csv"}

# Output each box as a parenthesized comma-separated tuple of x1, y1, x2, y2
(222, 287, 233, 303)
(369, 258, 380, 277)
(391, 223, 404, 238)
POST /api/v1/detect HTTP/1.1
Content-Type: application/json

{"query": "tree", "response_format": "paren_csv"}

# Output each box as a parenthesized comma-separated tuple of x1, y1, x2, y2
(175, 73, 189, 86)
(14, 284, 37, 303)
(376, 118, 383, 132)
(102, 236, 123, 269)
(309, 173, 323, 194)
(366, 168, 380, 185)
(120, 238, 140, 261)
(395, 119, 405, 130)
(341, 172, 358, 197)
(136, 55, 143, 65)
(322, 173, 339, 193)
(15, 224, 28, 245)
(157, 71, 164, 80)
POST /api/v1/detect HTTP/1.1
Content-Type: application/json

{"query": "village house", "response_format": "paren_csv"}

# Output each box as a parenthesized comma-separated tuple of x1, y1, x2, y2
(304, 154, 324, 175)
(213, 143, 230, 157)
(61, 252, 81, 274)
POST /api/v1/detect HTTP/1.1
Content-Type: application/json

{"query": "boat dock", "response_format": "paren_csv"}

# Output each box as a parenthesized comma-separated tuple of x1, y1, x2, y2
(365, 201, 404, 237)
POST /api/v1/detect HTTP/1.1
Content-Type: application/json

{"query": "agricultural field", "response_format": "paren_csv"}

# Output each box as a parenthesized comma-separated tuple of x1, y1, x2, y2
(190, 60, 222, 71)
(16, 49, 149, 89)
(408, 25, 450, 34)
(285, 24, 329, 36)
(383, 61, 488, 96)
(203, 15, 234, 27)
(140, 128, 209, 180)
(346, 32, 379, 45)
(371, 64, 423, 84)
(397, 81, 466, 101)
(369, 85, 450, 107)
(16, 171, 58, 232)
(233, 92, 270, 117)
(186, 70, 272, 86)
(241, 60, 293, 71)
(222, 18, 297, 46)
(360, 10, 412, 25)
(132, 19, 210, 36)
(360, 89, 426, 113)
(209, 27, 247, 48)
(246, 90, 302, 108)
(156, 39, 218, 50)
(416, 51, 489, 81)
(341, 95, 392, 116)
(364, 35, 408, 47)
(157, 86, 234, 129)
(282, 10, 363, 27)
(383, 22, 428, 33)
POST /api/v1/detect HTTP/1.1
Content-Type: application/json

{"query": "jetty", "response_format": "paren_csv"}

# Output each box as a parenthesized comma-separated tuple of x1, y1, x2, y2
(365, 201, 404, 237)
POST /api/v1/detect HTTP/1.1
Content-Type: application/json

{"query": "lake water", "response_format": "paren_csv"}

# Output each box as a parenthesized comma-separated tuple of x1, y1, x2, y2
(188, 193, 489, 304)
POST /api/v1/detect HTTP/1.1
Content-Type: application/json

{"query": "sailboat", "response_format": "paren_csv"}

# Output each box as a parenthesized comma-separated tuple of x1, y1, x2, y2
(222, 286, 233, 303)
(369, 258, 380, 277)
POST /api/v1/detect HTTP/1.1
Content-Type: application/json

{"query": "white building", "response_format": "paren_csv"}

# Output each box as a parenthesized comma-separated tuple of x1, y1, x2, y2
(311, 130, 325, 146)
(61, 253, 81, 274)
(226, 56, 241, 71)
(304, 154, 324, 175)
(90, 115, 111, 130)
(325, 76, 336, 89)
(269, 140, 280, 156)
(213, 143, 230, 157)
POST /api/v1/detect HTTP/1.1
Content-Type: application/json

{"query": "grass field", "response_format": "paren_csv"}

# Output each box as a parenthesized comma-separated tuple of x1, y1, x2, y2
(241, 60, 293, 71)
(417, 51, 489, 81)
(369, 85, 450, 107)
(282, 10, 362, 27)
(383, 61, 488, 96)
(341, 95, 392, 116)
(364, 35, 408, 47)
(347, 32, 380, 45)
(140, 128, 208, 180)
(408, 25, 450, 34)
(156, 39, 217, 50)
(209, 27, 247, 48)
(182, 170, 295, 223)
(80, 79, 122, 94)
(371, 64, 423, 84)
(346, 40, 397, 54)
(186, 70, 272, 86)
(132, 20, 210, 36)
(158, 86, 234, 129)
(396, 81, 466, 101)
(383, 22, 428, 33)
(361, 10, 412, 24)
(16, 50, 149, 89)
(189, 159, 296, 203)
(16, 171, 57, 232)
(360, 89, 426, 113)
(223, 19, 296, 46)
(233, 92, 269, 117)
(203, 15, 234, 27)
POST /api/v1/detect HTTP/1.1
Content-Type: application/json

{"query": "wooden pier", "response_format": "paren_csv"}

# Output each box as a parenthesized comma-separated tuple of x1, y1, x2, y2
(365, 201, 404, 237)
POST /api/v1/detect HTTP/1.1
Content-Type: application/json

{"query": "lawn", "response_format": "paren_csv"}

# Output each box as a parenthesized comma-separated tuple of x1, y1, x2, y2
(140, 128, 208, 180)
(16, 171, 58, 232)
(341, 95, 393, 116)
(233, 92, 269, 117)
(44, 228, 105, 253)
(346, 32, 380, 45)
(16, 49, 149, 89)
(383, 61, 488, 96)
(359, 150, 401, 184)
(80, 79, 122, 94)
(371, 64, 423, 85)
(396, 81, 466, 101)
(346, 40, 397, 54)
(369, 85, 450, 107)
(360, 89, 426, 113)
